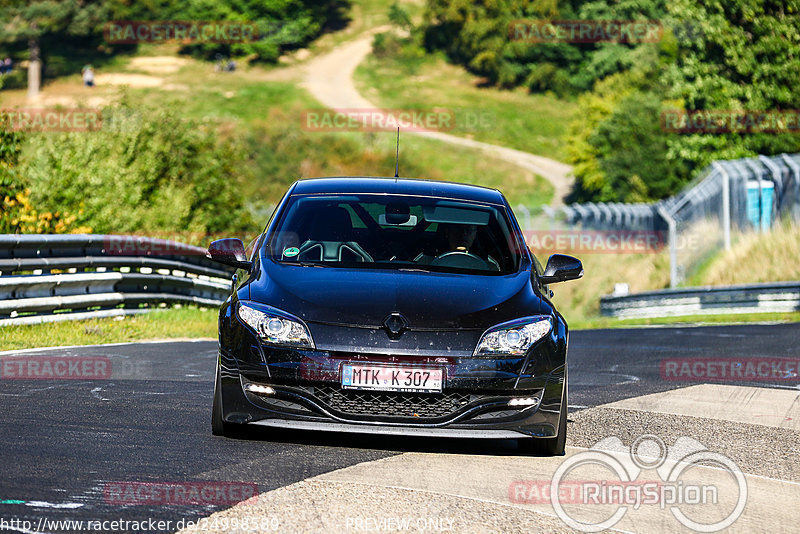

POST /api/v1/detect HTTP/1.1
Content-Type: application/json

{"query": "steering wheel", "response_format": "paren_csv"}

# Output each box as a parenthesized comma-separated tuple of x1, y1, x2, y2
(297, 240, 373, 263)
(430, 251, 488, 270)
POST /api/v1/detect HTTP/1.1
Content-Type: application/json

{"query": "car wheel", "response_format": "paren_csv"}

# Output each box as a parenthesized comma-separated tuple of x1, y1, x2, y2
(211, 364, 229, 436)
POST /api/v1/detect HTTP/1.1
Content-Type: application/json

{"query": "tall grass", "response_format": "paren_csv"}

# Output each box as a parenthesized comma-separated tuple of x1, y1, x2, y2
(541, 220, 800, 325)
(701, 220, 800, 286)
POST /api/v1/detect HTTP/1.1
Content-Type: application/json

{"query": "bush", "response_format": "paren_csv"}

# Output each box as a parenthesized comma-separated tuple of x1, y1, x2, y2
(1, 117, 90, 233)
(371, 31, 427, 73)
(19, 102, 256, 237)
(0, 68, 26, 90)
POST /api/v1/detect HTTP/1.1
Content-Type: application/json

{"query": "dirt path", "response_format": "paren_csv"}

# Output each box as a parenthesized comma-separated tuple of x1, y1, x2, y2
(303, 30, 574, 206)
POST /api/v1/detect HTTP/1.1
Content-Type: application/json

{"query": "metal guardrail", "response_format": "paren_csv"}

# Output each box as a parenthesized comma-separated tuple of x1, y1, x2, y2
(600, 282, 800, 319)
(0, 234, 235, 326)
(536, 153, 800, 288)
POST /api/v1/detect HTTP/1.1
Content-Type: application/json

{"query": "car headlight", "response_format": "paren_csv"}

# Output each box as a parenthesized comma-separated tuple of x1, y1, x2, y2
(237, 303, 315, 349)
(474, 316, 552, 356)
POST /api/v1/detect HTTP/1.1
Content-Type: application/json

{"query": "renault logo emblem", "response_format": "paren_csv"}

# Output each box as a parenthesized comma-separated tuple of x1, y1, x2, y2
(383, 313, 408, 338)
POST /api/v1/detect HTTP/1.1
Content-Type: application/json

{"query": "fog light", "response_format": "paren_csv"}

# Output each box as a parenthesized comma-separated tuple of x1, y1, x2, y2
(245, 384, 276, 395)
(508, 396, 540, 407)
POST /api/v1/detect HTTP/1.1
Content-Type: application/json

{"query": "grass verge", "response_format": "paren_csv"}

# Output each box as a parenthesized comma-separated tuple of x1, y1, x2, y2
(570, 311, 800, 331)
(0, 307, 217, 352)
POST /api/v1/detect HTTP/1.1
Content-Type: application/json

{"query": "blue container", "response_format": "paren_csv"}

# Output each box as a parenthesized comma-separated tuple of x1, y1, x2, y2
(746, 180, 774, 231)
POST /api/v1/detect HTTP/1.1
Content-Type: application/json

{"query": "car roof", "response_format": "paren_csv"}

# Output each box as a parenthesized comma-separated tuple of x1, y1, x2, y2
(290, 177, 507, 205)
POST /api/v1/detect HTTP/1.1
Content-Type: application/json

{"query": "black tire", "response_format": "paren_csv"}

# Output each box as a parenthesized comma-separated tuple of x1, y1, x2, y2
(211, 364, 228, 436)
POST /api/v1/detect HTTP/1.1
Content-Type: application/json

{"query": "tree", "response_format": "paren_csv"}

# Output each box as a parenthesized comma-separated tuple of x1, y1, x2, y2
(661, 0, 800, 174)
(568, 0, 800, 202)
(173, 0, 351, 62)
(0, 0, 109, 97)
(422, 0, 668, 92)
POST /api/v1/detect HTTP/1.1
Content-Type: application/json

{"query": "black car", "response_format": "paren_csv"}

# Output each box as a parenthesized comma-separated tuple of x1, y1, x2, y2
(206, 177, 582, 455)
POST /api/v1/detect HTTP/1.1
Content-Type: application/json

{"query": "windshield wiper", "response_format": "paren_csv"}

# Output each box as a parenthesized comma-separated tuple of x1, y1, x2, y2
(281, 260, 330, 267)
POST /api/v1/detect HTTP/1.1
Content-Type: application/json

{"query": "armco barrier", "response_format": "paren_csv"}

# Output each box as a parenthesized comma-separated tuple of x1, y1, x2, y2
(0, 234, 235, 326)
(600, 281, 800, 319)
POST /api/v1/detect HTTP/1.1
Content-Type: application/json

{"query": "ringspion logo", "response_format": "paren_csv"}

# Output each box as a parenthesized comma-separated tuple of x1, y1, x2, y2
(530, 435, 747, 532)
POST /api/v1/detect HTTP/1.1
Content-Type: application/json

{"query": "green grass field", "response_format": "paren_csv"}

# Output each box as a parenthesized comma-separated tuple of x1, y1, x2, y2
(354, 38, 577, 162)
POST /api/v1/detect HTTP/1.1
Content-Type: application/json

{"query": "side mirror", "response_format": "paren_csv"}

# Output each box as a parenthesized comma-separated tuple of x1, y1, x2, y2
(206, 238, 252, 270)
(539, 254, 583, 284)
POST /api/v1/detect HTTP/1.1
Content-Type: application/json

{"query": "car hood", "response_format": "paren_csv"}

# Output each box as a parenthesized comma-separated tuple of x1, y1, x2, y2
(249, 261, 549, 330)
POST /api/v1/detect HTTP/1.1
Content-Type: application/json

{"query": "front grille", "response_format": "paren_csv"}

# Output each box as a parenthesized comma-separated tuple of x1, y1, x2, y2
(314, 386, 471, 419)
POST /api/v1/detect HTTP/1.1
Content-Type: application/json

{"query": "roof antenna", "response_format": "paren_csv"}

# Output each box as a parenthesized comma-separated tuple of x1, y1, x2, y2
(394, 127, 400, 179)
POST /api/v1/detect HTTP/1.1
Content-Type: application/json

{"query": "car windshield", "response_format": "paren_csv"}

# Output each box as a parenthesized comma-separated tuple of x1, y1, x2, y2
(266, 193, 521, 274)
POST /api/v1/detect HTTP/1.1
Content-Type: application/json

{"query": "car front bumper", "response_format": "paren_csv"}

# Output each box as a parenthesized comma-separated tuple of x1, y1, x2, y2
(217, 339, 567, 439)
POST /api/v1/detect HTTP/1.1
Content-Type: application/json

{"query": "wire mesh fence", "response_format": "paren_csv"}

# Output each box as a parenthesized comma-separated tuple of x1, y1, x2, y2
(520, 153, 800, 287)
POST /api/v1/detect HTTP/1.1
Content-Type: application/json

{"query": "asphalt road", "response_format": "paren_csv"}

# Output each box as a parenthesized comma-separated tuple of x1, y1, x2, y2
(1, 323, 798, 532)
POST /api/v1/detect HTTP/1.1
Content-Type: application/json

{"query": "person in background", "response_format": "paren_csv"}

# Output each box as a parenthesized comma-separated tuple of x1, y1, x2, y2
(82, 65, 94, 87)
(0, 57, 12, 75)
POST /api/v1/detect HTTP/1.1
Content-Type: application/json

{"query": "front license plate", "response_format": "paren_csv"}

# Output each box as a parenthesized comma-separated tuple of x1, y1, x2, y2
(341, 364, 443, 393)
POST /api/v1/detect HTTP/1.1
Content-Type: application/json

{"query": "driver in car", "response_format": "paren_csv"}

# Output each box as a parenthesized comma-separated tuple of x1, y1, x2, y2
(417, 223, 500, 271)
(446, 223, 478, 253)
